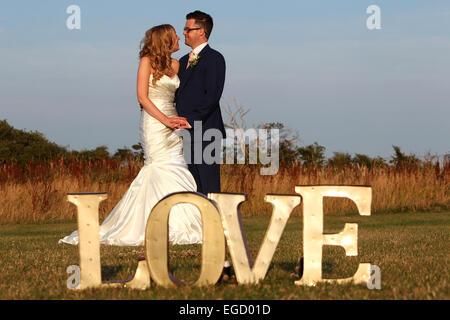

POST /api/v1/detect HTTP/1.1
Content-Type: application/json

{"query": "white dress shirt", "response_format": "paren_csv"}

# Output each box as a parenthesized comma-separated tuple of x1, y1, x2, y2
(191, 42, 208, 56)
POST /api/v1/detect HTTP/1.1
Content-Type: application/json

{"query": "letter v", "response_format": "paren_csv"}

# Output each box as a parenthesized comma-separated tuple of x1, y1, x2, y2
(208, 193, 301, 284)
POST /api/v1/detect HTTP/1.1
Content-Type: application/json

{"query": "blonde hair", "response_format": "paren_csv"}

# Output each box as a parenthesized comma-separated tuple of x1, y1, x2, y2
(139, 24, 176, 85)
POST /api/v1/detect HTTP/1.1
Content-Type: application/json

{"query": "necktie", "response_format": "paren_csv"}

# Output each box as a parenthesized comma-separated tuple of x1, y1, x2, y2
(187, 51, 194, 69)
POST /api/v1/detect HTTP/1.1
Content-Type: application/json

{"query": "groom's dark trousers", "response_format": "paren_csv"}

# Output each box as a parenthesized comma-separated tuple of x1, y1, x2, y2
(175, 44, 226, 195)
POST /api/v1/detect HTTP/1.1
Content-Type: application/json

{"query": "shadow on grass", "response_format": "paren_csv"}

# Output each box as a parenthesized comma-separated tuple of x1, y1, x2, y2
(275, 261, 297, 273)
(101, 265, 124, 280)
(274, 259, 337, 277)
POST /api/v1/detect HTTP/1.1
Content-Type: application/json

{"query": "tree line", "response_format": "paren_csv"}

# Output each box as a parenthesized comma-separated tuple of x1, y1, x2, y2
(0, 120, 142, 166)
(1, 119, 445, 169)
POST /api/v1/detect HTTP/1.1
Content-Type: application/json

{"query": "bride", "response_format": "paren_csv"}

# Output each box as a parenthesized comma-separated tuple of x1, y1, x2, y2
(59, 24, 202, 246)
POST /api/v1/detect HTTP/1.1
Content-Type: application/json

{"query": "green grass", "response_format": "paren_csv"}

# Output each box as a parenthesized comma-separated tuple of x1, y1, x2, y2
(0, 212, 449, 299)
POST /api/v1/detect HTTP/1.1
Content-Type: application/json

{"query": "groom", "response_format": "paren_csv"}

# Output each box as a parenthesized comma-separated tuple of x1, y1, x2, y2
(175, 10, 226, 195)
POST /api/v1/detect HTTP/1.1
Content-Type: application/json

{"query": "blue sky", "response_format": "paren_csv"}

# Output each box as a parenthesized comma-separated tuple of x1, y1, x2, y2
(1, 1, 449, 159)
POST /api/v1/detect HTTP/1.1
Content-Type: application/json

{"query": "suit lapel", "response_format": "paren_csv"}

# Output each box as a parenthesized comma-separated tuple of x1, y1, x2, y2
(178, 55, 188, 80)
(178, 45, 211, 93)
(179, 65, 194, 92)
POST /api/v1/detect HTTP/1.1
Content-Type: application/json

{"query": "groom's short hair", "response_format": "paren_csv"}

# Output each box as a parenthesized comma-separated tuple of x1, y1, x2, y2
(186, 10, 213, 39)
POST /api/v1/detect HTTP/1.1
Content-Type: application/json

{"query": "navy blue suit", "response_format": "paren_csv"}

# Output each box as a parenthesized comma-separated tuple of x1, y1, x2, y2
(175, 44, 226, 195)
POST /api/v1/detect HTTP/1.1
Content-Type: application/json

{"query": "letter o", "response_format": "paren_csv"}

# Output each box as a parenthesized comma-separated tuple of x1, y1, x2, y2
(144, 192, 225, 287)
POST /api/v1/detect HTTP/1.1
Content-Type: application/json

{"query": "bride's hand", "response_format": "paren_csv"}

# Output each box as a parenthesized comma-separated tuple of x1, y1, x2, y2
(175, 120, 192, 130)
(175, 118, 192, 130)
(163, 116, 189, 130)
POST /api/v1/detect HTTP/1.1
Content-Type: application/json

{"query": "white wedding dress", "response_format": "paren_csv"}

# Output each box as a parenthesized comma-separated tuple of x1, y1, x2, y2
(59, 74, 202, 246)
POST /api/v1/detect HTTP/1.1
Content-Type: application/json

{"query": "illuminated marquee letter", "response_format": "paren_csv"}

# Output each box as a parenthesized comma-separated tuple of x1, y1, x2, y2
(209, 193, 301, 284)
(294, 186, 372, 286)
(145, 192, 226, 287)
(67, 193, 150, 290)
(67, 192, 106, 289)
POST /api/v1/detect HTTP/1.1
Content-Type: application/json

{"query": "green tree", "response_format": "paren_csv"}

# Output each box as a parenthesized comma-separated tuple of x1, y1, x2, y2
(131, 143, 144, 162)
(353, 153, 373, 168)
(258, 122, 300, 164)
(297, 142, 326, 167)
(113, 147, 135, 162)
(390, 145, 421, 169)
(352, 153, 387, 169)
(0, 119, 67, 166)
(80, 146, 110, 160)
(327, 152, 353, 168)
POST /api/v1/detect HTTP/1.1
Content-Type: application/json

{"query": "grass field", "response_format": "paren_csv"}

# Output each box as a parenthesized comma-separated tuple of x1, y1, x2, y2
(0, 211, 448, 300)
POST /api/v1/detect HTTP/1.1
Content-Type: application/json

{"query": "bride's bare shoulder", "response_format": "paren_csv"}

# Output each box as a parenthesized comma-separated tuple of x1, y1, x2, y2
(140, 56, 151, 64)
(171, 58, 180, 73)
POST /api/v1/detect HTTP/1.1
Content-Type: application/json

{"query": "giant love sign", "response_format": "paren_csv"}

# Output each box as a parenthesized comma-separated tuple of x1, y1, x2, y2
(66, 185, 373, 290)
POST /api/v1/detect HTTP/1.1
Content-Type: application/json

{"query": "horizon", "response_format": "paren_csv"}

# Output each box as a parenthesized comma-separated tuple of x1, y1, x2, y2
(2, 118, 446, 163)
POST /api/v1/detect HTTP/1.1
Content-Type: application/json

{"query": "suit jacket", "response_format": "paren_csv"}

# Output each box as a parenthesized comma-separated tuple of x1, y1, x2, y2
(175, 44, 226, 139)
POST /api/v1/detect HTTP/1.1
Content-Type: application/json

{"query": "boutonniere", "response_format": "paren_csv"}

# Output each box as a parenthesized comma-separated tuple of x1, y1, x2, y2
(188, 54, 201, 68)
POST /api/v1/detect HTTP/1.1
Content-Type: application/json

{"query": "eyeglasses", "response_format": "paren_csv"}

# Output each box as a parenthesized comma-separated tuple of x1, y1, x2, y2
(184, 27, 201, 33)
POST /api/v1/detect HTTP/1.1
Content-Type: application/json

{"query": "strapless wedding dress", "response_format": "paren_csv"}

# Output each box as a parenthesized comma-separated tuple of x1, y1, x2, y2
(59, 74, 202, 246)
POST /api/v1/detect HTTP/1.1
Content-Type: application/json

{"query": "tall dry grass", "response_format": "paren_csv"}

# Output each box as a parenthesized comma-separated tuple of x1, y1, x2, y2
(222, 162, 449, 217)
(0, 158, 448, 224)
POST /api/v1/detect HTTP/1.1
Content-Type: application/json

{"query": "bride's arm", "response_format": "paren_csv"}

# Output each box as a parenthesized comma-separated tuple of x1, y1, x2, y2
(137, 56, 186, 129)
